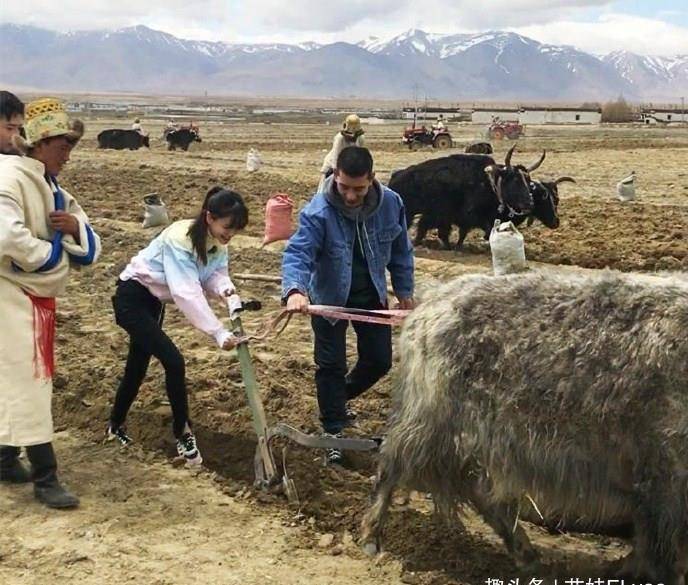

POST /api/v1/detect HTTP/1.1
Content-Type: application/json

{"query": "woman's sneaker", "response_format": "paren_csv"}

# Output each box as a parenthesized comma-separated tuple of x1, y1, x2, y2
(106, 425, 133, 447)
(323, 433, 344, 466)
(176, 432, 203, 467)
(326, 447, 343, 466)
(344, 406, 359, 428)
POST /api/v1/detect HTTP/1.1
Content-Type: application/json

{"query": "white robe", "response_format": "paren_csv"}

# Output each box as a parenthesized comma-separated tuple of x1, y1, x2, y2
(318, 132, 366, 192)
(320, 132, 365, 174)
(0, 155, 101, 446)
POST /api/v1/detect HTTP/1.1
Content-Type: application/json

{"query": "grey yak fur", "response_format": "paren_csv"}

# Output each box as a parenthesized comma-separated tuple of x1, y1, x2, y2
(361, 270, 688, 583)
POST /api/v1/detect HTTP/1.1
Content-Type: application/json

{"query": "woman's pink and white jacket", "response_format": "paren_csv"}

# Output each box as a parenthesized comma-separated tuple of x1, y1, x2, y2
(120, 219, 236, 347)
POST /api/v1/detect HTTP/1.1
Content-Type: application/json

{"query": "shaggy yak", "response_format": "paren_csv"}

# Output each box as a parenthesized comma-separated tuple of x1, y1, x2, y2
(361, 270, 688, 584)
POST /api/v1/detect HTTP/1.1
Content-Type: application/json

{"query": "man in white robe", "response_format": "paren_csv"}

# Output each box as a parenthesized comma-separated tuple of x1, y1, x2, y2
(0, 97, 101, 509)
(317, 114, 366, 193)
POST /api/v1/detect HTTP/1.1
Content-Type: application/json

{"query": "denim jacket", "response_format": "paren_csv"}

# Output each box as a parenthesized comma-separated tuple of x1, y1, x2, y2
(281, 182, 414, 308)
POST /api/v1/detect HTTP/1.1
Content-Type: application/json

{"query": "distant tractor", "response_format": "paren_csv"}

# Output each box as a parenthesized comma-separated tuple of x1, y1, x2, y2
(402, 125, 453, 150)
(487, 119, 524, 140)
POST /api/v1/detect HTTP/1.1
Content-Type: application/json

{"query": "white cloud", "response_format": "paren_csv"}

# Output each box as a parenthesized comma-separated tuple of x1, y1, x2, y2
(1, 1, 230, 35)
(0, 0, 612, 36)
(397, 0, 612, 30)
(513, 13, 688, 56)
(230, 0, 614, 38)
(233, 0, 407, 33)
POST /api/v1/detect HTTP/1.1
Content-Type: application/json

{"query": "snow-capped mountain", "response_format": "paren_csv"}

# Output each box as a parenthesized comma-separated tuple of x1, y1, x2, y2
(361, 29, 541, 59)
(358, 28, 448, 57)
(603, 50, 688, 92)
(603, 51, 688, 103)
(1, 24, 686, 100)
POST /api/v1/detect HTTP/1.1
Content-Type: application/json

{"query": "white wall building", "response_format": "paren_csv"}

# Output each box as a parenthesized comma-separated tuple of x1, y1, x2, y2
(470, 109, 520, 124)
(470, 107, 600, 125)
(402, 107, 470, 121)
(518, 108, 601, 124)
(641, 109, 688, 124)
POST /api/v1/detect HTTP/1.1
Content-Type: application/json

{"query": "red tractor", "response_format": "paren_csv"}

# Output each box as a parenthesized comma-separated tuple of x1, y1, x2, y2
(487, 120, 524, 140)
(402, 125, 453, 150)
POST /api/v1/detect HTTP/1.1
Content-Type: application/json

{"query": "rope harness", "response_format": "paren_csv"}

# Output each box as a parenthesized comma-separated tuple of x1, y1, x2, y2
(248, 305, 411, 341)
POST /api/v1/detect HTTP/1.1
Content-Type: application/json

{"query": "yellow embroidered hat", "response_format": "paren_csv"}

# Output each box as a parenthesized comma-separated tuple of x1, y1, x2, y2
(342, 113, 363, 136)
(23, 98, 84, 146)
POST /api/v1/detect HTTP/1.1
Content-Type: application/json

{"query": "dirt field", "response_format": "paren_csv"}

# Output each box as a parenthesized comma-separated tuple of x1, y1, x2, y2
(2, 115, 687, 585)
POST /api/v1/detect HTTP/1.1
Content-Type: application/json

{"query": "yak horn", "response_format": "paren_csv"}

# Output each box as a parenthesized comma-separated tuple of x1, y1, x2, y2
(484, 165, 500, 196)
(504, 145, 516, 167)
(484, 164, 498, 182)
(554, 176, 576, 185)
(526, 150, 546, 172)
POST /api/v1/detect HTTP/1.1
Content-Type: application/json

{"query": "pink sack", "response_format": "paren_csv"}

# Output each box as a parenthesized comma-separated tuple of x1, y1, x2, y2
(263, 193, 294, 245)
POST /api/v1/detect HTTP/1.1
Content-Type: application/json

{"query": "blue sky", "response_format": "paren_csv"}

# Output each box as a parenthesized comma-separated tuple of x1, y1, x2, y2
(616, 0, 687, 25)
(1, 1, 687, 55)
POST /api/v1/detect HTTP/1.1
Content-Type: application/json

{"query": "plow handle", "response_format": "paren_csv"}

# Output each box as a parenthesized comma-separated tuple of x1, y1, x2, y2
(230, 310, 277, 482)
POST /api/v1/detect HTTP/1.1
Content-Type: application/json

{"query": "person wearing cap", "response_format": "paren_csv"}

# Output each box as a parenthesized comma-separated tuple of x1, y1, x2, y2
(0, 97, 101, 509)
(163, 118, 177, 139)
(131, 117, 144, 135)
(317, 114, 366, 192)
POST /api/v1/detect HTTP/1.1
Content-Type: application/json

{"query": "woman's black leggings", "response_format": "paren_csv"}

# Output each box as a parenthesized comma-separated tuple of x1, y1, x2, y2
(110, 279, 190, 438)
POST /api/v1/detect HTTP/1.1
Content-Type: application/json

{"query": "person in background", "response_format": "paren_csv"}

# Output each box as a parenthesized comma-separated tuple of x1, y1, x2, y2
(108, 187, 248, 467)
(163, 118, 177, 139)
(131, 117, 145, 135)
(317, 114, 366, 193)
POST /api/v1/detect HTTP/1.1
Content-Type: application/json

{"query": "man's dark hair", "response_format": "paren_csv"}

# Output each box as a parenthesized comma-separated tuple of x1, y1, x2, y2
(0, 91, 24, 121)
(336, 146, 373, 177)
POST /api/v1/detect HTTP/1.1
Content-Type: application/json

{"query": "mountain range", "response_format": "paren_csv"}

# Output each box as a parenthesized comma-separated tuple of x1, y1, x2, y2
(1, 24, 687, 101)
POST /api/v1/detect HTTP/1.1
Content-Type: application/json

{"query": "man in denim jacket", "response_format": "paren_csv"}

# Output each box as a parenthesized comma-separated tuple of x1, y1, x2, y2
(282, 146, 414, 464)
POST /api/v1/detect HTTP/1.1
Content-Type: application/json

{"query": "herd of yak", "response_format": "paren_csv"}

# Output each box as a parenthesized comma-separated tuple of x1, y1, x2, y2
(96, 126, 571, 251)
(389, 144, 574, 249)
(96, 127, 201, 151)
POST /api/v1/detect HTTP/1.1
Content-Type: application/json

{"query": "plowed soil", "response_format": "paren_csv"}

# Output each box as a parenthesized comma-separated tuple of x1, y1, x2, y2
(3, 117, 687, 585)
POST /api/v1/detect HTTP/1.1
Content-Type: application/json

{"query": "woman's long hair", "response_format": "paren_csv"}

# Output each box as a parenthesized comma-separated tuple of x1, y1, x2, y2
(187, 186, 249, 265)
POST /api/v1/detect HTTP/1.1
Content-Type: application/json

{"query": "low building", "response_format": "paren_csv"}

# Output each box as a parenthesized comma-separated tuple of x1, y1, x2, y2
(470, 108, 520, 124)
(640, 108, 688, 124)
(403, 107, 471, 122)
(66, 102, 86, 112)
(518, 107, 601, 124)
(470, 106, 600, 125)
